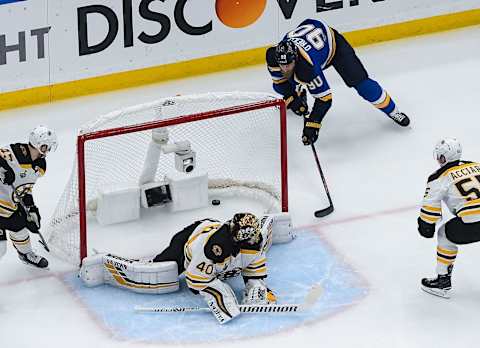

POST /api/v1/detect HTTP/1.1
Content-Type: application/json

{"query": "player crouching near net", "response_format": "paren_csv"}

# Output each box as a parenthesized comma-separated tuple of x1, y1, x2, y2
(0, 126, 57, 268)
(419, 138, 480, 298)
(80, 212, 295, 324)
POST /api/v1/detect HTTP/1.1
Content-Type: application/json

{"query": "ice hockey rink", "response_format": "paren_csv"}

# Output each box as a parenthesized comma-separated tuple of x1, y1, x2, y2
(1, 25, 480, 348)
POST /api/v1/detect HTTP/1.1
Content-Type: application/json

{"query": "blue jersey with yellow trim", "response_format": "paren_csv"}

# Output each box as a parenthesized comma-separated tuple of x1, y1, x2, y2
(269, 19, 336, 101)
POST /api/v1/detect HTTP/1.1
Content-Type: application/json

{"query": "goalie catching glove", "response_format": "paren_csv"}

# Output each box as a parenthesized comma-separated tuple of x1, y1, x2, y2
(284, 89, 309, 117)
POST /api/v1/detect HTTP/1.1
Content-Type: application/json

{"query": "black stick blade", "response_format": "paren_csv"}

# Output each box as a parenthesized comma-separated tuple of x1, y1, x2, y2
(314, 205, 334, 218)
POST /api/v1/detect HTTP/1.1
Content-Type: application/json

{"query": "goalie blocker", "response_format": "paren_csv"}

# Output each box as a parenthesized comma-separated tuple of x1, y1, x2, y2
(79, 213, 295, 295)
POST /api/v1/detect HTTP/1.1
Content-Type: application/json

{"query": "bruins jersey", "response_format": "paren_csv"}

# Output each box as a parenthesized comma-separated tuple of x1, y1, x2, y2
(183, 219, 272, 293)
(0, 143, 46, 218)
(267, 18, 336, 102)
(420, 160, 480, 224)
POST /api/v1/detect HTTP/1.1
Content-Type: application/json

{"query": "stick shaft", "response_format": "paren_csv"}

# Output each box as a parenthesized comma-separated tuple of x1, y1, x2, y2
(311, 144, 334, 217)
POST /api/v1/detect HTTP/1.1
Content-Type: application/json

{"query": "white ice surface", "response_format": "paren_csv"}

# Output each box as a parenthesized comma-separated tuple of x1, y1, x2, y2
(1, 25, 480, 347)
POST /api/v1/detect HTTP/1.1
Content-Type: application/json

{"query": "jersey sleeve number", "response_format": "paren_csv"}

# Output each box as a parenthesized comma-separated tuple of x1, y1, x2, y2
(287, 24, 325, 50)
(455, 175, 480, 201)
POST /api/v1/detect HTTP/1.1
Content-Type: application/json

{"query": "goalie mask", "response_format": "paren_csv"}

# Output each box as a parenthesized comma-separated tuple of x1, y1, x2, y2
(29, 125, 58, 156)
(230, 213, 262, 247)
(433, 138, 461, 166)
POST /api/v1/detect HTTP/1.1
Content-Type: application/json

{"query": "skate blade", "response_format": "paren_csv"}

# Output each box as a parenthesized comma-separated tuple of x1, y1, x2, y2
(421, 286, 450, 299)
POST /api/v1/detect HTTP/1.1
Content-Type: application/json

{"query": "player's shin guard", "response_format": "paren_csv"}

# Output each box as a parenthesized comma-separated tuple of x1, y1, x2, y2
(9, 228, 32, 255)
(355, 79, 409, 126)
(355, 78, 396, 114)
(79, 253, 179, 294)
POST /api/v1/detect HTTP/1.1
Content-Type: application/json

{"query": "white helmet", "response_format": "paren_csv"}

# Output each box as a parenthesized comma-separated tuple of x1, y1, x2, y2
(29, 125, 58, 156)
(433, 137, 461, 166)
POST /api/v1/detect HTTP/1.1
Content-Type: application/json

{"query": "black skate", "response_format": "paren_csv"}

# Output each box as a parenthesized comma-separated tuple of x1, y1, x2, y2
(18, 251, 49, 269)
(421, 274, 451, 298)
(388, 111, 410, 127)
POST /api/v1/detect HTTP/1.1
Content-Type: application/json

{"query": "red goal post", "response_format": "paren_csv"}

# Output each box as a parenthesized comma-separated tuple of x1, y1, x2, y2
(47, 93, 288, 265)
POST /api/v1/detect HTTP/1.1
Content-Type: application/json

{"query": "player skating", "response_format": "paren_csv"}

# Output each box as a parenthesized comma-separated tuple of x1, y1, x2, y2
(418, 138, 480, 298)
(266, 18, 410, 145)
(0, 126, 57, 268)
(80, 212, 295, 324)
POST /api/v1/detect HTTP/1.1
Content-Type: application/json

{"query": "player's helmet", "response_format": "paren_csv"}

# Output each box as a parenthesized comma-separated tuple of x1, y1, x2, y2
(29, 125, 58, 156)
(230, 213, 262, 246)
(275, 39, 297, 65)
(433, 138, 462, 166)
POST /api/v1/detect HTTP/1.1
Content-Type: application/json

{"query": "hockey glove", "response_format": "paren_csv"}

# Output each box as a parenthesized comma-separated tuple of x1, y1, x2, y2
(417, 217, 435, 238)
(284, 90, 309, 117)
(0, 160, 15, 185)
(22, 195, 41, 232)
(302, 120, 321, 145)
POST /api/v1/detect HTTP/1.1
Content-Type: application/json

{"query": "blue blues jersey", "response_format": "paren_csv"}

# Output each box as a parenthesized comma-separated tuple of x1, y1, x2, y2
(268, 19, 336, 102)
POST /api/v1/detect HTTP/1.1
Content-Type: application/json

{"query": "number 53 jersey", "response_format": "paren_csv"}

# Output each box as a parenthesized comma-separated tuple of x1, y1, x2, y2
(420, 160, 480, 224)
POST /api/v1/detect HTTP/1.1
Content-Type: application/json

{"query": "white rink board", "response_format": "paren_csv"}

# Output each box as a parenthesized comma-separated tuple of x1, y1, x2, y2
(0, 0, 478, 93)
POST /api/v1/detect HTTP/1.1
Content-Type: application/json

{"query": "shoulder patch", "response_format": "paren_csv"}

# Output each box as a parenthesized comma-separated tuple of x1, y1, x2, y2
(204, 224, 237, 263)
(10, 143, 31, 165)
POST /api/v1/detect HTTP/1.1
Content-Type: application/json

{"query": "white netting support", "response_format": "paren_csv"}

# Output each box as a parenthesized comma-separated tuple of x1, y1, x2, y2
(45, 92, 287, 265)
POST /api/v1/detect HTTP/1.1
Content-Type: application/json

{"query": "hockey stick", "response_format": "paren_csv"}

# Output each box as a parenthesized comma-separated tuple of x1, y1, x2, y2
(11, 186, 50, 252)
(135, 283, 323, 314)
(311, 144, 334, 218)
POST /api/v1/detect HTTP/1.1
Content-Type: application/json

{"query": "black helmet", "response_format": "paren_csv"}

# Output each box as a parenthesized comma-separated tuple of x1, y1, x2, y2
(275, 39, 297, 65)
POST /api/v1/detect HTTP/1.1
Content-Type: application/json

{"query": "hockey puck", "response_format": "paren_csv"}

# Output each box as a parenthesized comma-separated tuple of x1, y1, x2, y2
(212, 199, 221, 206)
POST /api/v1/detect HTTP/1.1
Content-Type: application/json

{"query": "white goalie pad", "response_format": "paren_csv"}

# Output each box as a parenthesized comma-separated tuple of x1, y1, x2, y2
(261, 213, 296, 245)
(95, 185, 140, 226)
(200, 279, 240, 324)
(79, 253, 179, 294)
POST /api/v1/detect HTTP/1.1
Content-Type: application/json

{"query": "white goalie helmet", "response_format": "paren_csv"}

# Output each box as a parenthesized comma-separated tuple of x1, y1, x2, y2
(29, 125, 58, 156)
(433, 137, 462, 166)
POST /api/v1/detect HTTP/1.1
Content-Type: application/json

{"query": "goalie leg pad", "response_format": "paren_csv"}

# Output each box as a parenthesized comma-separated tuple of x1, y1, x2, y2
(201, 279, 240, 324)
(79, 253, 179, 294)
(261, 213, 296, 246)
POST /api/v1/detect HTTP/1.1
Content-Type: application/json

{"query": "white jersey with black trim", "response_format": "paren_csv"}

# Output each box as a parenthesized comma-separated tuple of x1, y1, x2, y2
(420, 160, 480, 224)
(0, 143, 46, 218)
(183, 218, 272, 292)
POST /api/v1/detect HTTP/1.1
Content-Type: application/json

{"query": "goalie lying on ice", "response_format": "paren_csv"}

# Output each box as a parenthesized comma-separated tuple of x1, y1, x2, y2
(79, 212, 295, 324)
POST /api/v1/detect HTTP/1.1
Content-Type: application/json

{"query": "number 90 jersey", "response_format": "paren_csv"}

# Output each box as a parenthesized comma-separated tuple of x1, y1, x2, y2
(420, 160, 480, 224)
(276, 18, 336, 101)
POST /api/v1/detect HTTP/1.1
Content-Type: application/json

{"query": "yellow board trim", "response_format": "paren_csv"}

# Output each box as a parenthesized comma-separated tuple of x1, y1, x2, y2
(1, 9, 479, 111)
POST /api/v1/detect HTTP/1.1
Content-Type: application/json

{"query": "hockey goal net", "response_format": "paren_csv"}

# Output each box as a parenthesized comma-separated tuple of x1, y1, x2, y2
(45, 92, 288, 265)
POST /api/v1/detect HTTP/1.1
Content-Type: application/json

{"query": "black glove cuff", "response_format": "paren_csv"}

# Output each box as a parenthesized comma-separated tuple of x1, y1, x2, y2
(418, 217, 435, 238)
(310, 98, 332, 123)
